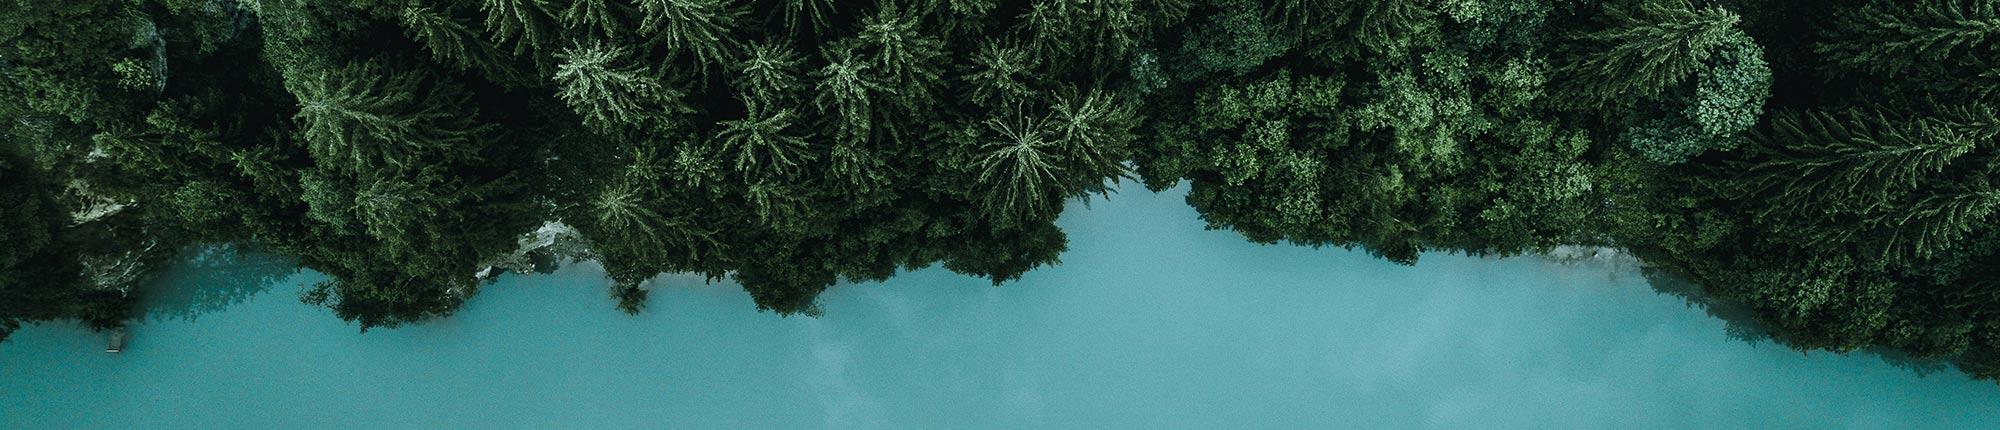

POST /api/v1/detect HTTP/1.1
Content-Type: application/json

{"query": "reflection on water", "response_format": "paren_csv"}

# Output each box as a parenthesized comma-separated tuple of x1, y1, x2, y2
(2, 185, 1995, 429)
(1637, 268, 1966, 377)
(136, 244, 300, 323)
(1636, 269, 1773, 344)
(1533, 250, 1773, 346)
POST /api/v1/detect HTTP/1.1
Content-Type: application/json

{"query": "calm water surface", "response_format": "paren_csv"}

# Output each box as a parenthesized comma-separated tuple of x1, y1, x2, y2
(4, 185, 1997, 429)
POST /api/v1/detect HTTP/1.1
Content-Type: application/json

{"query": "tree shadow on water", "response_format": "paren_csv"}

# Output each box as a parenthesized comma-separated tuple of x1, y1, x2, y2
(136, 244, 301, 323)
(1639, 269, 1773, 344)
(1638, 268, 1957, 377)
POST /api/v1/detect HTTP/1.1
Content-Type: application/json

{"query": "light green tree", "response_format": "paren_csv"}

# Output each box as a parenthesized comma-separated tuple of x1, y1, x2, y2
(553, 43, 690, 134)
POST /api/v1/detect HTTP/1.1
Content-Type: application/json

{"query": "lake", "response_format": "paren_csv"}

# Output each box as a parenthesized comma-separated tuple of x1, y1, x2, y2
(3, 184, 1996, 429)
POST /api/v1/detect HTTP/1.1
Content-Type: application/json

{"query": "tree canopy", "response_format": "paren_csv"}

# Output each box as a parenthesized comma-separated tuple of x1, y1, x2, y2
(6, 0, 2000, 382)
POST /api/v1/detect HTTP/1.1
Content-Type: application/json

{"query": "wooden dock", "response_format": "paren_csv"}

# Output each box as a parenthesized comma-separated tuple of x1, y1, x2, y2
(106, 328, 126, 353)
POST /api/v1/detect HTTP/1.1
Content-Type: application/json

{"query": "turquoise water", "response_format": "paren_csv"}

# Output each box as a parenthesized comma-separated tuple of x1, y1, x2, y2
(3, 185, 1996, 429)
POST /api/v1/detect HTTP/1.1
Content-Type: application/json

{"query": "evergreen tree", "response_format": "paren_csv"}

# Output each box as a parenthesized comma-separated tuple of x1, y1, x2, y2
(7, 0, 2000, 385)
(639, 0, 743, 72)
(402, 5, 515, 79)
(553, 43, 689, 134)
(287, 62, 491, 171)
(1818, 0, 2000, 78)
(1559, 0, 1743, 107)
(483, 0, 558, 56)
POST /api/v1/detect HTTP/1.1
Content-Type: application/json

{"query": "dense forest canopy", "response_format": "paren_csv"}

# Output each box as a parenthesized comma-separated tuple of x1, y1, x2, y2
(5, 0, 2000, 381)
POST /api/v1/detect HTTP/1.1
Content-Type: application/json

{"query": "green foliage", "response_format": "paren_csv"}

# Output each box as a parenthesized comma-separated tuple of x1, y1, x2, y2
(402, 5, 511, 77)
(482, 0, 557, 56)
(1559, 0, 1772, 164)
(1691, 36, 1771, 137)
(1559, 0, 1743, 107)
(811, 47, 885, 146)
(1020, 0, 1192, 74)
(1624, 119, 1737, 164)
(0, 145, 138, 341)
(1143, 1, 1604, 264)
(0, 153, 71, 341)
(1738, 110, 1976, 220)
(553, 43, 688, 134)
(1169, 0, 1290, 81)
(638, 0, 743, 71)
(774, 0, 835, 32)
(1819, 0, 2000, 78)
(287, 62, 492, 171)
(852, 5, 944, 104)
(715, 108, 812, 176)
(1601, 0, 2000, 380)
(962, 42, 1037, 107)
(7, 0, 2000, 386)
(1623, 32, 1771, 164)
(733, 41, 806, 111)
(561, 0, 630, 38)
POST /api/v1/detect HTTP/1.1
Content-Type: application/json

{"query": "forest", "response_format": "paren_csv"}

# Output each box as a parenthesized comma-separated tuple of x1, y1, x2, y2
(4, 0, 2000, 382)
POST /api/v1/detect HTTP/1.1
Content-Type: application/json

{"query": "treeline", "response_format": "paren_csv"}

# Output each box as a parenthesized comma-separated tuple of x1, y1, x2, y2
(3, 0, 1998, 381)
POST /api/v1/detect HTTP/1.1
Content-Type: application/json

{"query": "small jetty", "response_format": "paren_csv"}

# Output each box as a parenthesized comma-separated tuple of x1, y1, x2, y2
(105, 328, 127, 353)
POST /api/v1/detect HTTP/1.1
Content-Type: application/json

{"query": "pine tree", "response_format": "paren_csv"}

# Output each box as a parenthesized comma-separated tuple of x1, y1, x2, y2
(733, 40, 806, 112)
(590, 180, 670, 244)
(971, 108, 1067, 223)
(774, 0, 836, 32)
(560, 0, 631, 38)
(482, 0, 557, 56)
(826, 140, 888, 194)
(402, 5, 515, 79)
(715, 108, 813, 177)
(1868, 190, 2000, 264)
(812, 47, 886, 145)
(285, 62, 493, 172)
(1047, 89, 1137, 190)
(960, 42, 1038, 108)
(1819, 0, 2000, 78)
(853, 4, 944, 104)
(553, 43, 690, 134)
(639, 0, 744, 71)
(1559, 0, 1742, 107)
(744, 180, 811, 230)
(1738, 110, 1978, 219)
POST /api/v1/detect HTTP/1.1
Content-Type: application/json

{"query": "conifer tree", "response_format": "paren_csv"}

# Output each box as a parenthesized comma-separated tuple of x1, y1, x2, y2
(561, 0, 631, 38)
(1869, 190, 2000, 264)
(639, 0, 744, 71)
(853, 5, 944, 108)
(1738, 110, 1978, 219)
(1819, 0, 2000, 78)
(287, 62, 493, 172)
(715, 107, 813, 176)
(553, 43, 690, 134)
(733, 41, 806, 111)
(961, 42, 1037, 108)
(402, 5, 517, 80)
(483, 0, 558, 56)
(1559, 0, 1742, 108)
(812, 47, 885, 145)
(970, 107, 1067, 222)
(773, 0, 836, 32)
